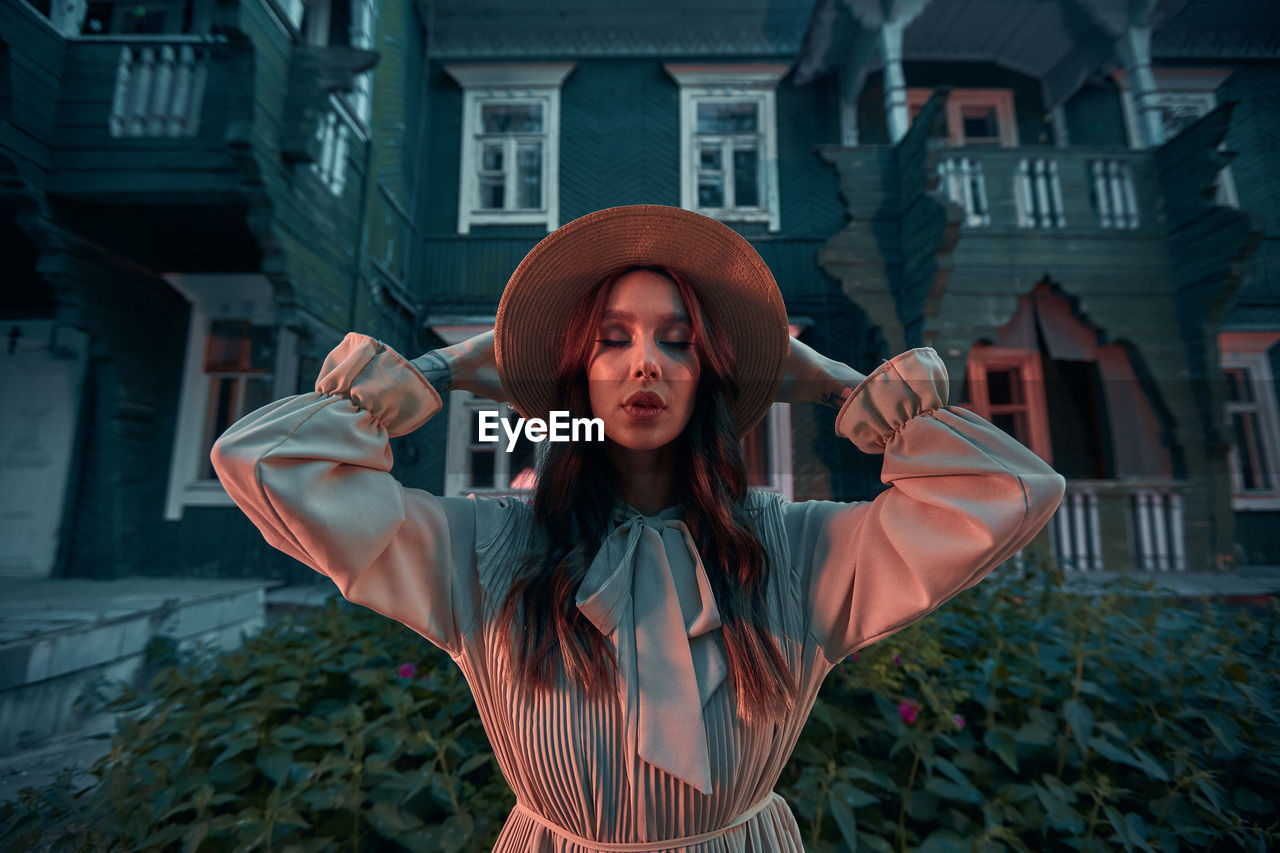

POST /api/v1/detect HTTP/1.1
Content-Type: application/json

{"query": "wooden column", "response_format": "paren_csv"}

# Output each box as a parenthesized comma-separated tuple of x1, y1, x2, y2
(881, 19, 909, 144)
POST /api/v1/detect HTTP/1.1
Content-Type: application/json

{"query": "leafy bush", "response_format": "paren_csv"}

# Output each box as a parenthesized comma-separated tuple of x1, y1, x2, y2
(778, 562, 1280, 852)
(2, 561, 1277, 852)
(1, 599, 513, 852)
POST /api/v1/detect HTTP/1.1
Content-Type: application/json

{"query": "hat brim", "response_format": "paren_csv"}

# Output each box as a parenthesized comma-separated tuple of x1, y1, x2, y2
(495, 205, 788, 437)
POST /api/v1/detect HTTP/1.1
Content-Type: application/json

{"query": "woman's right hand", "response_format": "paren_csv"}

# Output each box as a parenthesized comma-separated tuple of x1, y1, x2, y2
(418, 330, 508, 402)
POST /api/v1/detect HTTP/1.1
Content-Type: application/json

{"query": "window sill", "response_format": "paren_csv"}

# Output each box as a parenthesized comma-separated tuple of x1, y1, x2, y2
(695, 208, 774, 225)
(460, 209, 552, 233)
(165, 481, 234, 521)
(1232, 495, 1280, 512)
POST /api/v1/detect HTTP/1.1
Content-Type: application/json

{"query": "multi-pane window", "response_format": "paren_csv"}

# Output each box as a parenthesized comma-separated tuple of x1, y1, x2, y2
(694, 101, 764, 211)
(667, 64, 786, 231)
(445, 393, 537, 498)
(740, 403, 793, 497)
(165, 274, 297, 520)
(1219, 334, 1280, 509)
(963, 346, 1052, 464)
(1224, 366, 1274, 494)
(907, 89, 1019, 147)
(446, 63, 574, 234)
(200, 321, 277, 480)
(1115, 68, 1237, 206)
(476, 103, 545, 212)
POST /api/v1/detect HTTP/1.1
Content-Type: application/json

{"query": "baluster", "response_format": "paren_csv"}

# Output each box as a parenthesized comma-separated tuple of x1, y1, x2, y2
(188, 47, 208, 137)
(972, 160, 989, 225)
(110, 46, 133, 138)
(1031, 159, 1049, 228)
(1153, 491, 1171, 571)
(332, 121, 349, 194)
(1072, 491, 1089, 570)
(1108, 161, 1126, 229)
(1048, 160, 1065, 227)
(1121, 161, 1140, 229)
(1170, 492, 1186, 571)
(1016, 159, 1034, 228)
(1087, 490, 1103, 570)
(128, 47, 156, 137)
(1055, 499, 1075, 570)
(1093, 160, 1112, 227)
(169, 45, 194, 137)
(1135, 491, 1154, 571)
(960, 158, 976, 224)
(148, 45, 176, 137)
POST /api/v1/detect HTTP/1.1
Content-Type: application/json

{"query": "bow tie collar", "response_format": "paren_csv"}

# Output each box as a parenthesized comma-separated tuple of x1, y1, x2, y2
(574, 502, 728, 795)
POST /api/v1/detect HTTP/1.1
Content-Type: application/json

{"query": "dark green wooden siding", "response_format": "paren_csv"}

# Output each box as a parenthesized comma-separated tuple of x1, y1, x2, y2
(1062, 81, 1129, 147)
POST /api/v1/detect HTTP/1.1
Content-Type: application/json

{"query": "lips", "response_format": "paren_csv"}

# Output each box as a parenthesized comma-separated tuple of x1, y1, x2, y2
(622, 391, 666, 420)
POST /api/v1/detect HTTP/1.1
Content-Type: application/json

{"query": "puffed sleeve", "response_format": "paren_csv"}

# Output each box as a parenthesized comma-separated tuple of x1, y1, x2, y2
(210, 332, 521, 656)
(783, 347, 1065, 664)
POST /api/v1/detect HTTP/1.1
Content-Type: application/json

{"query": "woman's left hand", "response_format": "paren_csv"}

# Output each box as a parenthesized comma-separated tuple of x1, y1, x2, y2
(776, 336, 867, 408)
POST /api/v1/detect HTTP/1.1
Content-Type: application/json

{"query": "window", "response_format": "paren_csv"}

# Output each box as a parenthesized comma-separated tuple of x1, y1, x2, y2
(740, 403, 794, 498)
(962, 346, 1052, 464)
(666, 64, 787, 231)
(164, 275, 298, 520)
(444, 392, 537, 498)
(1219, 332, 1280, 509)
(1114, 68, 1237, 206)
(908, 89, 1018, 147)
(445, 63, 574, 234)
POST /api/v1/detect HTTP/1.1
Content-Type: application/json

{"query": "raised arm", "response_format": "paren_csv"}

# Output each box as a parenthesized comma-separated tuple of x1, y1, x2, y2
(210, 332, 521, 655)
(780, 343, 1065, 664)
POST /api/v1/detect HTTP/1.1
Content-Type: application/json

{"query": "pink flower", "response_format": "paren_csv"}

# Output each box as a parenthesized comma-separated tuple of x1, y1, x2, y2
(397, 663, 418, 679)
(953, 714, 965, 729)
(852, 652, 860, 662)
(893, 654, 902, 667)
(898, 699, 921, 724)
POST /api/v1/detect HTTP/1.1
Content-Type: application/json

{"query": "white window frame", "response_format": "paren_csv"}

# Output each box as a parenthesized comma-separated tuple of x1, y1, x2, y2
(741, 402, 794, 499)
(1114, 68, 1238, 207)
(1219, 332, 1280, 510)
(443, 391, 539, 499)
(666, 64, 787, 232)
(163, 274, 298, 521)
(445, 63, 574, 235)
(908, 88, 1019, 147)
(962, 345, 1052, 465)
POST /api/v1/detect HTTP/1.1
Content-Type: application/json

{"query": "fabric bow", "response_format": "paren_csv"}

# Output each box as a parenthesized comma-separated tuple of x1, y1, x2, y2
(575, 504, 728, 795)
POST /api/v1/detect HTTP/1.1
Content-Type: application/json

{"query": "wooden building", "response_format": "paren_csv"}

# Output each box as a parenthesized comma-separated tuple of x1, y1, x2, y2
(1, 0, 1276, 584)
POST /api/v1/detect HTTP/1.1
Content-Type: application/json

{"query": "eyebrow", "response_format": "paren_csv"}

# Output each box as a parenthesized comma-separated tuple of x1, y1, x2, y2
(601, 309, 691, 325)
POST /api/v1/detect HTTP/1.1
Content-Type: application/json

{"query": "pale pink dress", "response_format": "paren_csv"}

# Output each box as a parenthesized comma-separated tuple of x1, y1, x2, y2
(211, 333, 1064, 852)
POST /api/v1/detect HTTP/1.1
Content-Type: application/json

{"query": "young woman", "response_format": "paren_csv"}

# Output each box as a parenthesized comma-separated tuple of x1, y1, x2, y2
(213, 205, 1065, 851)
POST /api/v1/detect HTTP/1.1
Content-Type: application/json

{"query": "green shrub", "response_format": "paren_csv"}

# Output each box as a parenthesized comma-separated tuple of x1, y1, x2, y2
(778, 562, 1280, 852)
(2, 560, 1277, 852)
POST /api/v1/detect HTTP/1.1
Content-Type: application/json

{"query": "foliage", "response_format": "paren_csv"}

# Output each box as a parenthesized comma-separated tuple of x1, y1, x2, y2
(1, 599, 512, 852)
(2, 560, 1277, 852)
(778, 561, 1280, 852)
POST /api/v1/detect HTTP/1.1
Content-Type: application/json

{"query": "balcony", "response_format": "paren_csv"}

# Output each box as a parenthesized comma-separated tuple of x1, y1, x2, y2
(930, 146, 1156, 236)
(44, 33, 252, 201)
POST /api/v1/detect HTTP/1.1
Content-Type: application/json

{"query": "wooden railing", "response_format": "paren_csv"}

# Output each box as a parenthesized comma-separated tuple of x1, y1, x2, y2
(105, 39, 218, 138)
(1047, 480, 1188, 573)
(929, 147, 1152, 233)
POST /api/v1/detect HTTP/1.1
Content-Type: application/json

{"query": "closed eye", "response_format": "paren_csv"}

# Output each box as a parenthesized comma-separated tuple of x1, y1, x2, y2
(661, 341, 694, 351)
(596, 339, 628, 348)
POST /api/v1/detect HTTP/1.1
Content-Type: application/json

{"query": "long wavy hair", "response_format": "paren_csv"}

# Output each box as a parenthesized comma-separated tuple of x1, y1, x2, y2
(496, 265, 797, 723)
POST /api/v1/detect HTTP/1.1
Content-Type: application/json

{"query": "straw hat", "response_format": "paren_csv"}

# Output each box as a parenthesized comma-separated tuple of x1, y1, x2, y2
(494, 205, 788, 437)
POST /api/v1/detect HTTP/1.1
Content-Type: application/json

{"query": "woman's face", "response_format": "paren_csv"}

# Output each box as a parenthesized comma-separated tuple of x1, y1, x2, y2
(586, 269, 701, 452)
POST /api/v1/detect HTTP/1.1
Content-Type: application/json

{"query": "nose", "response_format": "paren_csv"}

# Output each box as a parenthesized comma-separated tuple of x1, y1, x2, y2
(633, 338, 660, 380)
